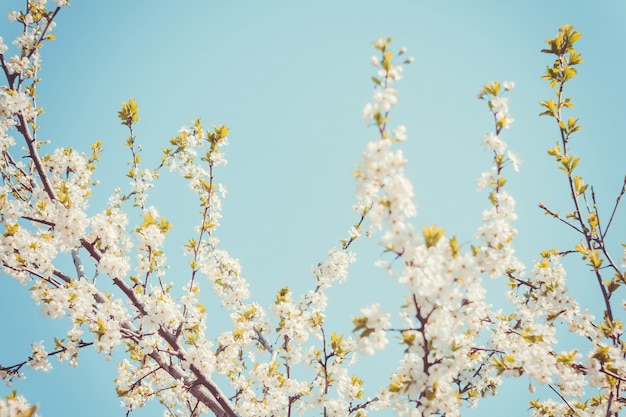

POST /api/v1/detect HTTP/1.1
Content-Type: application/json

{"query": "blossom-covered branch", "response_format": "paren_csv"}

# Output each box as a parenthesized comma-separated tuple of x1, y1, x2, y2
(0, 2, 624, 417)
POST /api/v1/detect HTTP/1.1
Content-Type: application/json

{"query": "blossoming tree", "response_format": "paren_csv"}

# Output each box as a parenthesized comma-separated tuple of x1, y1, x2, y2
(1, 2, 625, 417)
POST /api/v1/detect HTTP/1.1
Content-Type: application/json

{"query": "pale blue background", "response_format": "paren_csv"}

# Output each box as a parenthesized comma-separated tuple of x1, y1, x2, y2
(1, 1, 625, 416)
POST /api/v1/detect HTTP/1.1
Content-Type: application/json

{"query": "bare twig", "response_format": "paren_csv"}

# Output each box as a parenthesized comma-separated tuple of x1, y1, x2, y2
(602, 175, 626, 239)
(538, 202, 583, 234)
(548, 384, 578, 415)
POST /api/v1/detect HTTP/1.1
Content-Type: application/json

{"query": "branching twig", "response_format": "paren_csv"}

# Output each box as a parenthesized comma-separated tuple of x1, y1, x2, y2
(0, 340, 93, 378)
(602, 175, 626, 239)
(538, 202, 583, 234)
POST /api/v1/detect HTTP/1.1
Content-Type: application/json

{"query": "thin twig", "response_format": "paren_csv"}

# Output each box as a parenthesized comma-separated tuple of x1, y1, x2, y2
(548, 384, 578, 415)
(602, 175, 626, 239)
(538, 202, 583, 234)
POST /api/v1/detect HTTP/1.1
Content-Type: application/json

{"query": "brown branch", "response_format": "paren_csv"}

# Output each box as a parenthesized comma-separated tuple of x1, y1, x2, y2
(26, 6, 62, 61)
(507, 271, 539, 290)
(547, 53, 616, 327)
(0, 340, 93, 379)
(52, 268, 72, 284)
(0, 53, 17, 88)
(16, 112, 56, 200)
(600, 367, 626, 383)
(349, 397, 379, 413)
(538, 202, 583, 234)
(21, 215, 55, 227)
(548, 384, 577, 415)
(602, 175, 626, 239)
(80, 239, 238, 416)
(469, 346, 505, 355)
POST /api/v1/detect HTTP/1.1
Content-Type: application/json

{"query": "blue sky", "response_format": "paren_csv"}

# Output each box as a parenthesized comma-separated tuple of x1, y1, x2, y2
(1, 1, 625, 416)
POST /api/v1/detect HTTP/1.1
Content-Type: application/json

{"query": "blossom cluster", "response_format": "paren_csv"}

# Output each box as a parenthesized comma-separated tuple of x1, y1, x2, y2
(0, 393, 37, 417)
(356, 37, 416, 252)
(353, 40, 508, 415)
(474, 82, 521, 279)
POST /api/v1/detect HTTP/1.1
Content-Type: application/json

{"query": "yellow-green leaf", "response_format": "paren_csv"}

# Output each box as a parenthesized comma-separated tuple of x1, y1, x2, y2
(423, 224, 445, 248)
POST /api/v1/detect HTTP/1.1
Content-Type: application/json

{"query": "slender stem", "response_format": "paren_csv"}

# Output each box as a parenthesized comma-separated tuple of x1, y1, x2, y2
(602, 175, 626, 240)
(538, 202, 583, 234)
(16, 113, 56, 200)
(552, 54, 614, 326)
(548, 384, 577, 415)
(0, 341, 93, 378)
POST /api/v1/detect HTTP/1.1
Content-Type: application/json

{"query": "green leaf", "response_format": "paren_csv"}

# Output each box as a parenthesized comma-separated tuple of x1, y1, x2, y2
(573, 176, 587, 195)
(331, 332, 347, 355)
(521, 330, 544, 344)
(539, 98, 557, 117)
(352, 316, 368, 333)
(546, 142, 562, 159)
(118, 97, 140, 127)
(483, 81, 500, 96)
(569, 51, 584, 66)
(275, 286, 290, 304)
(4, 223, 18, 237)
(569, 30, 582, 44)
(423, 224, 445, 248)
(563, 65, 577, 81)
(449, 235, 459, 259)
